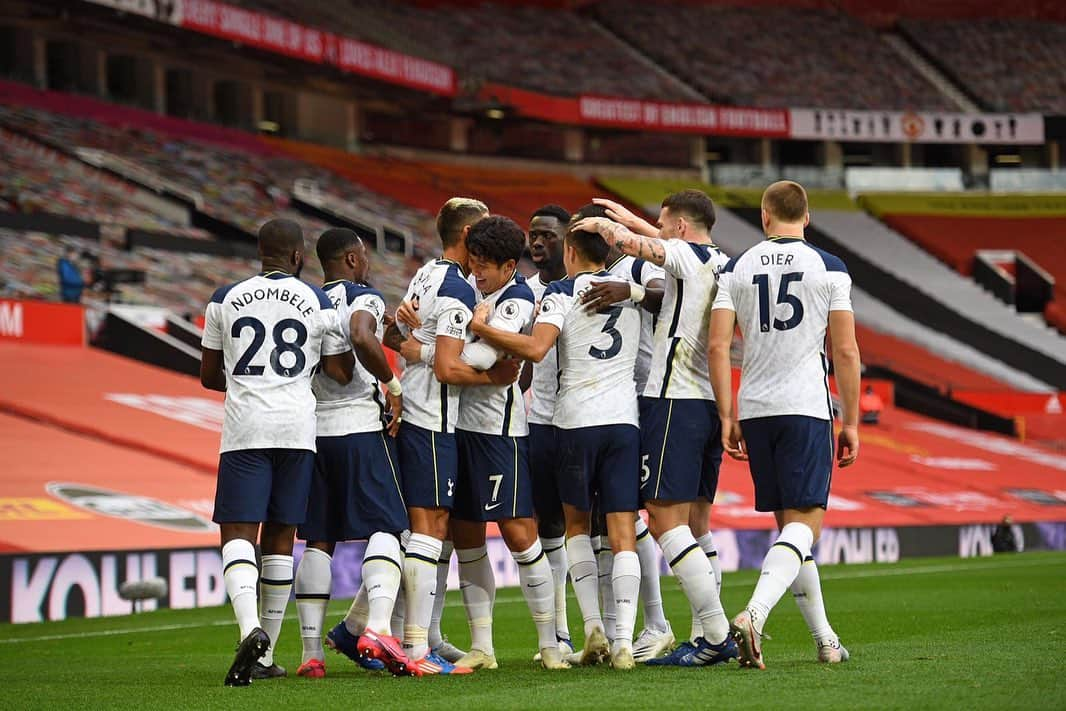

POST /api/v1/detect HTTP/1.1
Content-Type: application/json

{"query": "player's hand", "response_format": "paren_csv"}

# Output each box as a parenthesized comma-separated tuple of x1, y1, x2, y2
(722, 417, 748, 461)
(399, 337, 424, 364)
(581, 280, 630, 313)
(837, 425, 859, 468)
(487, 358, 522, 385)
(395, 299, 421, 330)
(593, 197, 656, 236)
(472, 301, 493, 329)
(385, 391, 403, 437)
(571, 216, 613, 238)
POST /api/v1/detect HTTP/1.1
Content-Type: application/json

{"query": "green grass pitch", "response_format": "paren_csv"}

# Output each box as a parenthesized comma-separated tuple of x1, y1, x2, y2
(1, 552, 1064, 710)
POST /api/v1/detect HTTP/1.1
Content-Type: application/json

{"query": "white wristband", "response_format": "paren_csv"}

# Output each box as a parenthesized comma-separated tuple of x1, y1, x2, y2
(384, 375, 402, 396)
(630, 283, 646, 303)
(420, 344, 435, 364)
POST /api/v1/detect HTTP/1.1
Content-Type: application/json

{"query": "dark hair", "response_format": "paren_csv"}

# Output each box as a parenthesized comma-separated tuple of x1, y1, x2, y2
(436, 197, 489, 248)
(316, 228, 362, 264)
(531, 204, 570, 223)
(566, 203, 610, 264)
(258, 218, 303, 257)
(466, 216, 526, 265)
(662, 189, 716, 232)
(762, 181, 808, 223)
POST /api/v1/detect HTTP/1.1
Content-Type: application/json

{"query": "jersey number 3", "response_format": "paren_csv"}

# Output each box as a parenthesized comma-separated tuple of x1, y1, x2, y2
(231, 317, 308, 377)
(753, 272, 805, 332)
(589, 306, 623, 360)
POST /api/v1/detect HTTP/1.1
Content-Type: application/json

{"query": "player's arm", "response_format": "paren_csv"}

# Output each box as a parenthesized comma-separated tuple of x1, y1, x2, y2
(572, 216, 667, 266)
(434, 335, 519, 386)
(350, 309, 403, 434)
(708, 271, 746, 460)
(519, 361, 534, 393)
(320, 350, 355, 385)
(200, 348, 226, 392)
(829, 309, 861, 468)
(319, 307, 355, 385)
(581, 277, 664, 315)
(593, 197, 659, 238)
(470, 300, 559, 363)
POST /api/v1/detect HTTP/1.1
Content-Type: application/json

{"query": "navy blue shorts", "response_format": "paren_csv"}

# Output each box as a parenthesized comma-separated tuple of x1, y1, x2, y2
(213, 448, 314, 525)
(528, 423, 564, 524)
(452, 430, 533, 522)
(741, 415, 834, 512)
(397, 421, 458, 510)
(556, 424, 640, 514)
(640, 397, 723, 504)
(298, 431, 409, 543)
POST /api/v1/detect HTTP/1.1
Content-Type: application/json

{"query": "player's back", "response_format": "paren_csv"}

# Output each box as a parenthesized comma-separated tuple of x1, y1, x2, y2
(718, 238, 852, 421)
(313, 279, 387, 436)
(539, 271, 641, 429)
(204, 271, 342, 452)
(400, 258, 476, 432)
(607, 254, 663, 394)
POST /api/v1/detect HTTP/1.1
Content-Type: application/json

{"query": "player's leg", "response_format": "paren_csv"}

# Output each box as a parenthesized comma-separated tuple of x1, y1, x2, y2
(633, 396, 670, 657)
(214, 449, 273, 687)
(556, 427, 608, 665)
(452, 518, 496, 668)
(396, 422, 470, 674)
(429, 538, 464, 661)
(528, 423, 571, 651)
(600, 424, 643, 670)
(779, 509, 848, 663)
(590, 501, 615, 644)
(732, 416, 832, 669)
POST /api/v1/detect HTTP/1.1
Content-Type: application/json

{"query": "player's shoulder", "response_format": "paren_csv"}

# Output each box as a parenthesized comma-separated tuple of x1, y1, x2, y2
(798, 241, 848, 274)
(498, 273, 535, 305)
(209, 278, 245, 304)
(436, 261, 476, 307)
(292, 277, 334, 310)
(341, 280, 385, 305)
(544, 275, 577, 297)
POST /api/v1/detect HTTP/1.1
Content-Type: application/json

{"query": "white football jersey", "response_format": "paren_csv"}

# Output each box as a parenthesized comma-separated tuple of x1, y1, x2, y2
(313, 280, 387, 437)
(526, 272, 558, 426)
(201, 271, 350, 453)
(606, 254, 665, 395)
(644, 240, 730, 400)
(400, 258, 477, 433)
(713, 237, 853, 421)
(536, 270, 641, 429)
(458, 272, 535, 436)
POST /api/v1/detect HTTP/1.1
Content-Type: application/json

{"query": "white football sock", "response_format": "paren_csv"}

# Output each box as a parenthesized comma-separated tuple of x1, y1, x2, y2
(696, 531, 722, 594)
(259, 554, 294, 667)
(513, 540, 556, 651)
(594, 537, 616, 641)
(363, 532, 403, 635)
(541, 535, 570, 642)
(428, 540, 452, 649)
(659, 525, 728, 643)
(402, 533, 443, 660)
(611, 551, 640, 654)
(391, 530, 411, 636)
(222, 539, 260, 641)
(747, 522, 814, 634)
(343, 583, 369, 635)
(635, 518, 668, 633)
(792, 555, 838, 644)
(294, 547, 331, 663)
(566, 534, 603, 637)
(457, 544, 495, 655)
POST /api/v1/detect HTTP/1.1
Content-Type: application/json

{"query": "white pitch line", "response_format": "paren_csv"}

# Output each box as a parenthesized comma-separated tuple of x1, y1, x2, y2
(0, 555, 1053, 645)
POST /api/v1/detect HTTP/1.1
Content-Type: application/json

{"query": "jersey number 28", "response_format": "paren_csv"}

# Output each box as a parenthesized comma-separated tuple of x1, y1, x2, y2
(753, 272, 805, 332)
(231, 317, 308, 377)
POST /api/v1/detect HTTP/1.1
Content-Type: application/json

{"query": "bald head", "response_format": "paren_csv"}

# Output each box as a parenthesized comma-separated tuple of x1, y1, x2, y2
(258, 218, 304, 259)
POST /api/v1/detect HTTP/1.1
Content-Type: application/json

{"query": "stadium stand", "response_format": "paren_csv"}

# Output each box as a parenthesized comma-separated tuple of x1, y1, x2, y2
(594, 2, 953, 109)
(228, 0, 694, 100)
(901, 19, 1066, 112)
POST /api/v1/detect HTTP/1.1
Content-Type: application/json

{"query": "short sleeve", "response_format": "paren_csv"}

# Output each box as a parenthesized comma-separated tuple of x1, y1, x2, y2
(351, 293, 386, 327)
(201, 302, 222, 350)
(321, 309, 351, 356)
(490, 297, 535, 335)
(639, 260, 666, 285)
(436, 301, 473, 341)
(662, 239, 704, 278)
(712, 272, 736, 312)
(535, 292, 571, 330)
(827, 272, 853, 312)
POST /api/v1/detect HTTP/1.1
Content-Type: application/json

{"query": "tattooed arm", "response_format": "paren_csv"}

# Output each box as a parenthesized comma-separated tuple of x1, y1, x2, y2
(571, 217, 667, 266)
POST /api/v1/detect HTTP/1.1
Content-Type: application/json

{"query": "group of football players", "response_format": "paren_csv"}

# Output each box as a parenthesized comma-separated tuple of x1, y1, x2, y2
(199, 180, 862, 686)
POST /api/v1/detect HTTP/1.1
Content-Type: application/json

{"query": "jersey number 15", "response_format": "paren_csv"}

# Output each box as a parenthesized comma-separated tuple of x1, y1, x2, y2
(753, 272, 805, 332)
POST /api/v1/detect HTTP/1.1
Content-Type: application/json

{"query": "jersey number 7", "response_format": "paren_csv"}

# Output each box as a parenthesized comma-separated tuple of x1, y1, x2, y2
(753, 272, 805, 332)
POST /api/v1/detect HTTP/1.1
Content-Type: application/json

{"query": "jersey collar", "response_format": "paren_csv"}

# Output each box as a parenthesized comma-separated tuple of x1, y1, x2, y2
(767, 235, 805, 244)
(259, 270, 294, 280)
(606, 254, 627, 272)
(436, 257, 467, 276)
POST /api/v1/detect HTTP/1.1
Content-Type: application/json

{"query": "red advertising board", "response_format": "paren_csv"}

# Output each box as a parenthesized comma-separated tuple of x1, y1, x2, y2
(0, 299, 84, 347)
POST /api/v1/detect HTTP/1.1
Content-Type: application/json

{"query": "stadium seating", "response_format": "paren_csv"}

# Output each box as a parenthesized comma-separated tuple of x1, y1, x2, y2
(901, 19, 1066, 112)
(228, 0, 694, 100)
(594, 2, 953, 110)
